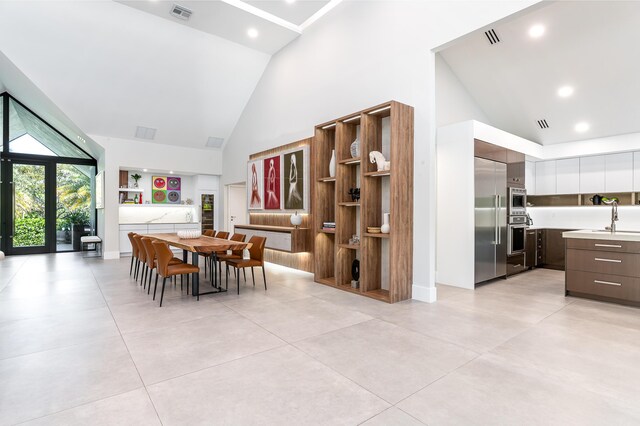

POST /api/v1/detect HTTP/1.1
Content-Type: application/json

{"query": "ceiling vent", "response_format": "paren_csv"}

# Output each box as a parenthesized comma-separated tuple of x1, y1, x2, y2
(135, 126, 157, 140)
(484, 29, 500, 45)
(537, 119, 549, 129)
(206, 136, 224, 148)
(170, 4, 192, 20)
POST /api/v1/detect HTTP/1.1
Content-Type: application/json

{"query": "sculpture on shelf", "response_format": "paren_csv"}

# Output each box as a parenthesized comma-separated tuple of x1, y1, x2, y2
(381, 213, 390, 234)
(329, 150, 336, 178)
(369, 151, 390, 171)
(351, 259, 360, 289)
(290, 211, 303, 228)
(348, 187, 360, 202)
(350, 138, 360, 158)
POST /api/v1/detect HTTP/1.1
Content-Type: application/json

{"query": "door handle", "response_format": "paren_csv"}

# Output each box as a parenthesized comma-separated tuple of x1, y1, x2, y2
(496, 195, 501, 245)
(594, 279, 622, 286)
(594, 258, 622, 263)
(594, 244, 622, 248)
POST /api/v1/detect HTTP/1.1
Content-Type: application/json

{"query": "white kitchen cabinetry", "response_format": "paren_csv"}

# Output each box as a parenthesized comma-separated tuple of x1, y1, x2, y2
(605, 152, 633, 192)
(580, 155, 605, 193)
(525, 161, 536, 195)
(119, 223, 200, 254)
(634, 152, 640, 191)
(556, 158, 580, 194)
(535, 160, 556, 195)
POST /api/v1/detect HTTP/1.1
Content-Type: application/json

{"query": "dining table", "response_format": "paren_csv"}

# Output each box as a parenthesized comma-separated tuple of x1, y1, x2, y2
(145, 233, 250, 299)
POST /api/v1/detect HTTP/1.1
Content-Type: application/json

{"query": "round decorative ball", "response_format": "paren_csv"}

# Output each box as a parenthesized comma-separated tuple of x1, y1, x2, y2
(290, 212, 303, 227)
(0, 251, 4, 260)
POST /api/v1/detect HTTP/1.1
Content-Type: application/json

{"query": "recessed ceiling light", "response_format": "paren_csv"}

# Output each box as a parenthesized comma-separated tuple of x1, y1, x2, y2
(143, 169, 148, 172)
(285, 0, 296, 3)
(169, 171, 174, 174)
(557, 86, 574, 98)
(247, 28, 258, 38)
(575, 122, 590, 133)
(528, 24, 545, 38)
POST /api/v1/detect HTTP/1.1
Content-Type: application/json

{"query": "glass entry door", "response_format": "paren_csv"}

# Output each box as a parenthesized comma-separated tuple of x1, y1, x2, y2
(8, 161, 51, 254)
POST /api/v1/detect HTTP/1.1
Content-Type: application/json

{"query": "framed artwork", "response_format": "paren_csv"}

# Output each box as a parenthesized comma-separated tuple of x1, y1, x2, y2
(283, 149, 304, 210)
(152, 175, 181, 204)
(263, 155, 281, 210)
(95, 171, 104, 209)
(247, 160, 263, 210)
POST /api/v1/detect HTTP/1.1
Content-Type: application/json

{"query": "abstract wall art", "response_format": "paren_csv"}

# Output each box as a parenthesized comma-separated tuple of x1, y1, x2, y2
(247, 160, 264, 210)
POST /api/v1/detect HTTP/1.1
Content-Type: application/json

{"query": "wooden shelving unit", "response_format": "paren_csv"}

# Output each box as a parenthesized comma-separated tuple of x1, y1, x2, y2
(312, 101, 414, 303)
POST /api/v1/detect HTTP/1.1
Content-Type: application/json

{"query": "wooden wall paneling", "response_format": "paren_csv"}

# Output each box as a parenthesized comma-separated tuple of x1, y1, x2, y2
(119, 170, 129, 187)
(389, 101, 414, 302)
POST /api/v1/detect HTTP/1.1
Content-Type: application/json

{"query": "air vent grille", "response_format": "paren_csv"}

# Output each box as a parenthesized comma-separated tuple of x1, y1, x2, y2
(206, 137, 224, 148)
(537, 119, 549, 129)
(484, 29, 500, 45)
(170, 4, 192, 20)
(135, 126, 157, 140)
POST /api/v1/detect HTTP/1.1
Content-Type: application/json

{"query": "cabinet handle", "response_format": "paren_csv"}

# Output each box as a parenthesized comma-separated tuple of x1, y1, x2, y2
(594, 244, 622, 248)
(594, 258, 622, 263)
(594, 280, 622, 287)
(512, 264, 521, 268)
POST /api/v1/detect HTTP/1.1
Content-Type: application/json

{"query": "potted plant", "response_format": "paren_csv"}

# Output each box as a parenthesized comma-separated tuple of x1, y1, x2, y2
(131, 173, 142, 188)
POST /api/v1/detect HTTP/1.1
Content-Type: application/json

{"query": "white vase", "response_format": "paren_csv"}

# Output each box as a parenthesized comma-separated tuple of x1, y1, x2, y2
(329, 149, 336, 178)
(381, 213, 390, 234)
(290, 211, 303, 228)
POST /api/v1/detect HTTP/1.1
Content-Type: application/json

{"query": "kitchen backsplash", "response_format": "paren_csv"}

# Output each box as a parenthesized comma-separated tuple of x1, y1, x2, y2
(119, 205, 199, 224)
(528, 205, 640, 230)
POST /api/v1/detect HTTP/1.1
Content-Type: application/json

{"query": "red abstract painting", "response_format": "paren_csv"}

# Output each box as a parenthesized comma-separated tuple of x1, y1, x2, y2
(263, 155, 281, 209)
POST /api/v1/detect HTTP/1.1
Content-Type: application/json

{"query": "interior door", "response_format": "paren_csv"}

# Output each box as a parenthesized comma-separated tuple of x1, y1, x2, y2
(7, 160, 52, 254)
(227, 184, 247, 233)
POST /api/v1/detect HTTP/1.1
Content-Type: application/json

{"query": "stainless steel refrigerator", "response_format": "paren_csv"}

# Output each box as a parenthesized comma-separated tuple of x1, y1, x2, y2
(475, 157, 507, 285)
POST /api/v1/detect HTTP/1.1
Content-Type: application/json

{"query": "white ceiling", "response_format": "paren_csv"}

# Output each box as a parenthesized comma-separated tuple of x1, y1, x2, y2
(116, 0, 331, 54)
(439, 1, 640, 145)
(0, 0, 271, 150)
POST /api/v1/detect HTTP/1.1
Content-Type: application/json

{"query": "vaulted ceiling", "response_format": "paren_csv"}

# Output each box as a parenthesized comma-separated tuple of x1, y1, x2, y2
(0, 0, 339, 151)
(439, 1, 640, 145)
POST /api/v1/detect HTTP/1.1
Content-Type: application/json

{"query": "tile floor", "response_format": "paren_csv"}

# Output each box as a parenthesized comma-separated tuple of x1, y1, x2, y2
(1, 254, 639, 425)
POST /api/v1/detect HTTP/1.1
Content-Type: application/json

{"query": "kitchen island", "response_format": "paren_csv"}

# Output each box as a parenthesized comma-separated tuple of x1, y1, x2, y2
(564, 230, 640, 306)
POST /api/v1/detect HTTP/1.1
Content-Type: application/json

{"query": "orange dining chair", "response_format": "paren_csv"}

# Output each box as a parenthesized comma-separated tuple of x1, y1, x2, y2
(152, 241, 200, 307)
(127, 232, 138, 277)
(225, 236, 267, 294)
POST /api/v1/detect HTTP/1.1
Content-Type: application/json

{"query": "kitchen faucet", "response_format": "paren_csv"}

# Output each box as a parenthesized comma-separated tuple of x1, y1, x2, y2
(603, 199, 619, 233)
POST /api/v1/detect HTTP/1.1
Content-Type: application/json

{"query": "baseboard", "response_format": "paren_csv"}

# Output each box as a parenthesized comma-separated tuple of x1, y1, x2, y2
(103, 251, 121, 260)
(412, 284, 437, 303)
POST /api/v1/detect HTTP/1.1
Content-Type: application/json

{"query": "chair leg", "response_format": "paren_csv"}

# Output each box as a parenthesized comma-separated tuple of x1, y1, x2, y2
(237, 267, 240, 295)
(243, 268, 247, 283)
(262, 266, 267, 290)
(148, 270, 153, 294)
(160, 277, 167, 307)
(153, 274, 159, 300)
(251, 267, 255, 286)
(141, 265, 147, 287)
(186, 274, 189, 295)
(130, 256, 134, 275)
(134, 259, 140, 280)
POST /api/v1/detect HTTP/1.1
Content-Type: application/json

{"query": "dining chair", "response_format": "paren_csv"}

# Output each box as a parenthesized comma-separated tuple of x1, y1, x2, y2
(217, 233, 246, 284)
(133, 235, 148, 285)
(200, 229, 217, 278)
(203, 229, 216, 237)
(141, 237, 183, 294)
(127, 232, 138, 276)
(225, 235, 267, 294)
(152, 241, 200, 307)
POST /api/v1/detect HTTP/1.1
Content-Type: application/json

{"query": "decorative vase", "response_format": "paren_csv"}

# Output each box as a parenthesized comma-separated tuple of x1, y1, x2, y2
(381, 213, 390, 234)
(290, 211, 303, 228)
(329, 149, 336, 178)
(350, 138, 360, 158)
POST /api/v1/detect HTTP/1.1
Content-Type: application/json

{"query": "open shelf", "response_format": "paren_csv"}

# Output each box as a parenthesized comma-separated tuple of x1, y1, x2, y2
(317, 176, 336, 182)
(338, 157, 361, 165)
(319, 228, 336, 234)
(338, 243, 360, 250)
(364, 170, 391, 177)
(364, 232, 390, 238)
(316, 276, 336, 287)
(338, 202, 360, 207)
(364, 289, 390, 302)
(119, 188, 144, 192)
(337, 283, 361, 294)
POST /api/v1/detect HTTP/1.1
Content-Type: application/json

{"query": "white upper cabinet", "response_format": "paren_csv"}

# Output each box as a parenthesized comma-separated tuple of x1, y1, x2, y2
(555, 158, 580, 194)
(634, 152, 640, 191)
(604, 152, 633, 192)
(535, 160, 556, 195)
(525, 161, 536, 195)
(580, 155, 606, 193)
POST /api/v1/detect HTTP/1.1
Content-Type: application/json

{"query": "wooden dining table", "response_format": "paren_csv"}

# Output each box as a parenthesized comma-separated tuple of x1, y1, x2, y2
(145, 233, 250, 298)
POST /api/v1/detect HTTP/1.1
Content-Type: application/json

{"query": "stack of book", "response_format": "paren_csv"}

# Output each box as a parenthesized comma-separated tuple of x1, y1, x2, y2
(322, 222, 336, 232)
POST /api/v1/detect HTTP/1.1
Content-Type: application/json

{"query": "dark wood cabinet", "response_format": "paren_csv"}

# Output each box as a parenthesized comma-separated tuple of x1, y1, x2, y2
(526, 229, 536, 268)
(543, 229, 572, 270)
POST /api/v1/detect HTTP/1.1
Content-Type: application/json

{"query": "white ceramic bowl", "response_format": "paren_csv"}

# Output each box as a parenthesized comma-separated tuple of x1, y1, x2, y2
(177, 230, 202, 239)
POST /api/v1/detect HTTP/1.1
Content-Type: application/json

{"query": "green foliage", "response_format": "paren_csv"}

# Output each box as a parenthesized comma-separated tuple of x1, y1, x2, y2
(14, 217, 45, 247)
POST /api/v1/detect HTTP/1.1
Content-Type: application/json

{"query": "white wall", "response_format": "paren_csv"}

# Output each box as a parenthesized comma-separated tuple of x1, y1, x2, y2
(92, 135, 222, 259)
(435, 54, 491, 127)
(222, 0, 540, 301)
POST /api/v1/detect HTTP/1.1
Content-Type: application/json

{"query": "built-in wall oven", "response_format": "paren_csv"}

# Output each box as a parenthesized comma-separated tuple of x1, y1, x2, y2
(508, 215, 527, 255)
(509, 187, 527, 216)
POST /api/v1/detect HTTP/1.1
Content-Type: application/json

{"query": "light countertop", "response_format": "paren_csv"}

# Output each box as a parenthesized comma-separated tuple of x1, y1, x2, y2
(563, 229, 640, 241)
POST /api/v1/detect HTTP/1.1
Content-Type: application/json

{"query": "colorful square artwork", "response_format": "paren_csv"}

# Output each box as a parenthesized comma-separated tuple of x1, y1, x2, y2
(263, 155, 281, 210)
(152, 175, 181, 204)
